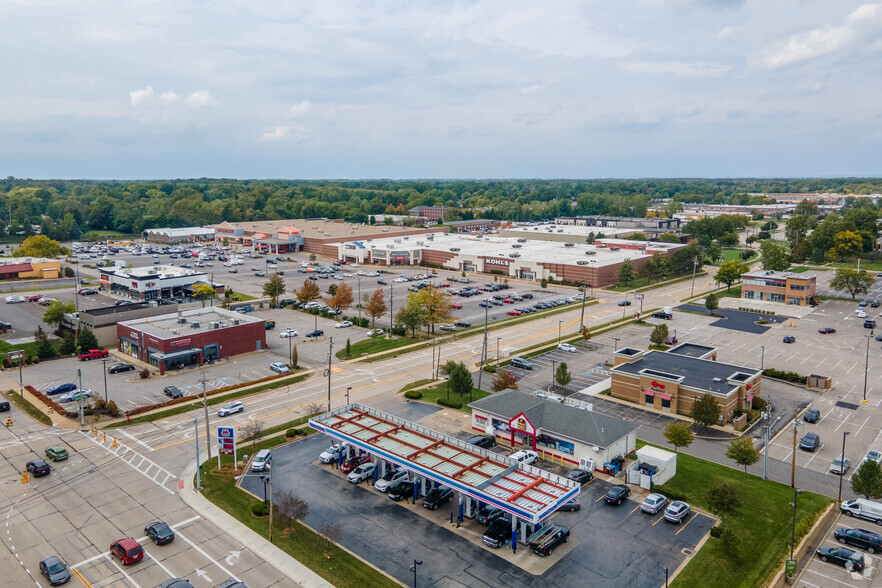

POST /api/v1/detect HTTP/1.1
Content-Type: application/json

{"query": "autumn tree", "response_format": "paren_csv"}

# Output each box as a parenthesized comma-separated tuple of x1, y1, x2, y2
(295, 279, 321, 305)
(492, 370, 519, 392)
(13, 235, 69, 258)
(829, 230, 863, 261)
(416, 286, 453, 336)
(364, 288, 387, 328)
(330, 283, 354, 312)
(395, 292, 427, 337)
(192, 284, 216, 307)
(262, 274, 286, 307)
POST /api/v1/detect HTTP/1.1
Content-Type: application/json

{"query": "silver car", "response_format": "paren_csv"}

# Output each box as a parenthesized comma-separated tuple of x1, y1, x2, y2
(375, 469, 408, 492)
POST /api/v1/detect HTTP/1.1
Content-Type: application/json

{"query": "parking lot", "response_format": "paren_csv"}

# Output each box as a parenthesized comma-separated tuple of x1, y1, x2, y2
(0, 287, 114, 342)
(246, 401, 713, 588)
(799, 512, 880, 587)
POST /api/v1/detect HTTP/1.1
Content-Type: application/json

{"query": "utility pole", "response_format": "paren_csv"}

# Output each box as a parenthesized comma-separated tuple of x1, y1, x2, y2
(357, 277, 362, 323)
(579, 281, 589, 331)
(194, 418, 201, 490)
(389, 283, 393, 338)
(327, 337, 334, 412)
(78, 368, 85, 426)
(199, 371, 212, 462)
(476, 305, 489, 394)
(690, 257, 699, 297)
(791, 413, 799, 488)
(863, 334, 871, 403)
(102, 358, 109, 402)
(762, 412, 780, 480)
(268, 468, 274, 543)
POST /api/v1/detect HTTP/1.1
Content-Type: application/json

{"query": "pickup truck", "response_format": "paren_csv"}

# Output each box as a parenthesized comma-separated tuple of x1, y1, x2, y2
(78, 349, 109, 360)
(528, 524, 570, 556)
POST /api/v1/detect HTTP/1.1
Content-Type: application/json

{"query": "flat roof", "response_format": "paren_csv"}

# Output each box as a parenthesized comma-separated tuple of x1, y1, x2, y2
(501, 224, 633, 239)
(0, 257, 59, 265)
(81, 302, 155, 317)
(110, 265, 205, 280)
(743, 269, 816, 280)
(309, 404, 579, 523)
(667, 343, 717, 359)
(145, 227, 215, 237)
(612, 350, 761, 397)
(358, 233, 682, 268)
(212, 219, 438, 241)
(120, 307, 262, 339)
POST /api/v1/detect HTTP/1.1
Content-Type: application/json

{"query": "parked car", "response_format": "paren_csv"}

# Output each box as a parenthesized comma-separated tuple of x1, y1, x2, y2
(0, 401, 9, 412)
(482, 515, 514, 548)
(335, 321, 353, 328)
(865, 320, 877, 329)
(604, 484, 631, 505)
(665, 336, 678, 345)
(467, 435, 496, 449)
(641, 493, 668, 514)
(455, 321, 472, 328)
(816, 546, 865, 572)
(279, 328, 298, 338)
(375, 469, 408, 492)
(27, 459, 51, 477)
(59, 389, 92, 403)
(45, 446, 68, 462)
(366, 328, 384, 337)
(509, 357, 533, 370)
(557, 343, 577, 353)
(529, 524, 570, 556)
(341, 453, 371, 474)
(422, 486, 454, 510)
(799, 432, 821, 452)
(319, 443, 347, 464)
(803, 408, 820, 423)
(347, 462, 376, 484)
(783, 336, 796, 344)
(305, 329, 324, 338)
(819, 327, 837, 334)
(566, 469, 593, 484)
(37, 297, 57, 306)
(109, 538, 144, 565)
(835, 527, 882, 553)
(652, 311, 672, 320)
(39, 555, 71, 586)
(78, 289, 98, 295)
(664, 501, 691, 523)
(144, 521, 175, 545)
(270, 362, 290, 374)
(831, 456, 851, 475)
(107, 363, 135, 374)
(77, 348, 109, 360)
(475, 505, 506, 526)
(47, 382, 77, 396)
(387, 478, 416, 501)
(559, 497, 581, 512)
(164, 386, 184, 399)
(250, 449, 272, 472)
(217, 401, 245, 417)
(5, 295, 26, 303)
(510, 450, 538, 465)
(864, 450, 882, 465)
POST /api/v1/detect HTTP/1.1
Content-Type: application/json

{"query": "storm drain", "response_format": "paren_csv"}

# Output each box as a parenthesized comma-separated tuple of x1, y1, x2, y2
(681, 548, 693, 556)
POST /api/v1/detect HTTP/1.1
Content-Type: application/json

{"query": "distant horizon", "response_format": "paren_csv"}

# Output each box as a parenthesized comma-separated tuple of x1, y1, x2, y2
(5, 176, 882, 183)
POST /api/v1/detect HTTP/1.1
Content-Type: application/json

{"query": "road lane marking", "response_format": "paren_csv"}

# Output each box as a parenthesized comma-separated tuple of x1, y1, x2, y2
(145, 549, 176, 578)
(173, 528, 241, 583)
(70, 566, 93, 587)
(102, 553, 140, 587)
(119, 430, 154, 452)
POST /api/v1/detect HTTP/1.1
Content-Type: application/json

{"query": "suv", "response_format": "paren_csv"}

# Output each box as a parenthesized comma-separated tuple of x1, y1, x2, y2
(251, 449, 272, 472)
(834, 527, 882, 553)
(476, 505, 506, 526)
(422, 486, 454, 510)
(387, 479, 416, 501)
(347, 462, 376, 484)
(799, 432, 821, 452)
(482, 515, 514, 548)
(510, 357, 533, 370)
(109, 538, 144, 565)
(467, 435, 496, 449)
(865, 320, 877, 329)
(651, 311, 672, 320)
(27, 459, 51, 477)
(803, 408, 820, 423)
(45, 446, 68, 462)
(164, 386, 184, 399)
(375, 469, 408, 492)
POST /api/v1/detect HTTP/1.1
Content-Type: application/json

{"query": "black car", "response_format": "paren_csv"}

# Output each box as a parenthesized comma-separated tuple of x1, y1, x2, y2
(604, 484, 631, 505)
(217, 581, 248, 588)
(47, 382, 77, 396)
(835, 527, 882, 553)
(0, 401, 9, 412)
(387, 479, 416, 501)
(279, 298, 296, 306)
(144, 521, 175, 545)
(510, 357, 533, 370)
(803, 408, 821, 423)
(305, 329, 324, 338)
(475, 505, 506, 526)
(816, 546, 865, 572)
(455, 321, 472, 328)
(617, 300, 631, 307)
(529, 524, 570, 556)
(27, 459, 51, 477)
(108, 364, 135, 374)
(567, 469, 594, 484)
(482, 516, 513, 548)
(422, 486, 454, 510)
(377, 280, 388, 285)
(799, 432, 821, 452)
(164, 386, 184, 399)
(467, 435, 496, 449)
(651, 311, 672, 320)
(159, 580, 193, 588)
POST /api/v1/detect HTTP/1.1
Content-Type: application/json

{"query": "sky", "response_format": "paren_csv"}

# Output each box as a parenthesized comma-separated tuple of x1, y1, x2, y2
(1, 0, 881, 180)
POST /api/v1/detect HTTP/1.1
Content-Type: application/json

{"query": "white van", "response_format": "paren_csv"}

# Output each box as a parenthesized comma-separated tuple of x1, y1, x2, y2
(251, 449, 272, 472)
(841, 498, 882, 525)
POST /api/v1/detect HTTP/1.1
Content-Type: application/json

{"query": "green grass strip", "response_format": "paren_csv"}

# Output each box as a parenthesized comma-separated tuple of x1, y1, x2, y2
(3, 389, 52, 426)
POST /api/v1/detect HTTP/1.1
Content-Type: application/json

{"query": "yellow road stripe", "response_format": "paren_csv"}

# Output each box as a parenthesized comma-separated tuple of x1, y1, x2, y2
(675, 514, 696, 535)
(71, 567, 93, 588)
(629, 504, 641, 515)
(595, 495, 606, 503)
(652, 515, 665, 526)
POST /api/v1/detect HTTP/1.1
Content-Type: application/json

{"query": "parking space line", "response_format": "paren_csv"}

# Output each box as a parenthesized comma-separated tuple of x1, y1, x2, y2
(70, 567, 94, 587)
(102, 553, 140, 587)
(629, 504, 641, 515)
(144, 549, 176, 578)
(595, 495, 605, 503)
(675, 514, 697, 535)
(652, 515, 665, 526)
(803, 567, 864, 586)
(804, 446, 824, 467)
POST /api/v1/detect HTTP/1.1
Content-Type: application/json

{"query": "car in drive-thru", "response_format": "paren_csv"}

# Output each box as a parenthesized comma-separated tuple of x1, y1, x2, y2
(375, 469, 408, 492)
(319, 442, 348, 464)
(467, 435, 496, 449)
(347, 462, 376, 484)
(529, 524, 570, 556)
(482, 515, 514, 548)
(341, 453, 371, 474)
(841, 498, 882, 526)
(387, 479, 416, 501)
(422, 486, 454, 510)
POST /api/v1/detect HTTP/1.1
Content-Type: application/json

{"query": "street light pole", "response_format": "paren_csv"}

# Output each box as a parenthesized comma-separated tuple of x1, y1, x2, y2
(346, 386, 352, 405)
(102, 358, 109, 402)
(327, 337, 334, 412)
(791, 413, 800, 488)
(863, 334, 870, 403)
(357, 277, 362, 323)
(761, 345, 765, 371)
(558, 320, 562, 345)
(496, 337, 501, 367)
(194, 418, 201, 490)
(690, 257, 699, 297)
(762, 412, 781, 480)
(389, 283, 393, 338)
(791, 488, 804, 558)
(476, 304, 489, 394)
(839, 431, 850, 502)
(612, 337, 620, 352)
(199, 371, 212, 462)
(410, 559, 422, 588)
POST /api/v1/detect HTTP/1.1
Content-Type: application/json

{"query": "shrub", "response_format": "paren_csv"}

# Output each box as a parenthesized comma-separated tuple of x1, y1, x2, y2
(139, 368, 150, 379)
(285, 428, 309, 437)
(709, 526, 722, 539)
(252, 503, 269, 517)
(482, 365, 496, 373)
(437, 398, 462, 409)
(404, 390, 422, 400)
(707, 482, 742, 516)
(763, 368, 805, 383)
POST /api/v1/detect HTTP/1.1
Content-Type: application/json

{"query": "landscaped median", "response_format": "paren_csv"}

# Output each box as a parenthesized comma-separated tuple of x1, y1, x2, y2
(399, 379, 489, 412)
(639, 441, 831, 588)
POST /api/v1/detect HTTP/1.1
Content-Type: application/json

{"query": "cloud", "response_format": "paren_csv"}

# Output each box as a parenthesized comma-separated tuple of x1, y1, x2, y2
(593, 106, 703, 133)
(518, 84, 541, 94)
(159, 91, 178, 104)
(622, 60, 731, 78)
(287, 100, 312, 117)
(259, 125, 307, 142)
(763, 2, 882, 68)
(670, 0, 745, 9)
(185, 90, 217, 108)
(129, 86, 154, 107)
(716, 26, 736, 41)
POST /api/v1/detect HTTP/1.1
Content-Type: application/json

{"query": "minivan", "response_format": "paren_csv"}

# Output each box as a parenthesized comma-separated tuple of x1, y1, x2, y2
(251, 449, 272, 472)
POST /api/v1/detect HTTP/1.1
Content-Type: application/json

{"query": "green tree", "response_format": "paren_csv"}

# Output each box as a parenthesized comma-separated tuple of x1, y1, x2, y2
(706, 242, 722, 264)
(12, 235, 69, 258)
(309, 253, 317, 263)
(714, 260, 747, 291)
(830, 268, 876, 300)
(789, 238, 811, 263)
(540, 277, 548, 288)
(416, 286, 452, 336)
(706, 483, 741, 515)
(663, 421, 694, 453)
(64, 266, 75, 278)
(785, 215, 808, 247)
(263, 274, 286, 307)
(691, 394, 721, 429)
(718, 232, 739, 248)
(795, 199, 820, 217)
(345, 338, 351, 356)
(726, 436, 760, 473)
(42, 300, 77, 329)
(395, 292, 427, 337)
(491, 370, 519, 392)
(705, 293, 719, 313)
(643, 252, 670, 283)
(34, 326, 56, 359)
(828, 230, 863, 261)
(659, 233, 681, 243)
(449, 362, 473, 398)
(760, 241, 790, 272)
(192, 284, 216, 307)
(555, 362, 572, 389)
(650, 323, 669, 347)
(661, 200, 683, 219)
(59, 330, 76, 355)
(851, 460, 882, 500)
(75, 329, 99, 353)
(617, 259, 637, 285)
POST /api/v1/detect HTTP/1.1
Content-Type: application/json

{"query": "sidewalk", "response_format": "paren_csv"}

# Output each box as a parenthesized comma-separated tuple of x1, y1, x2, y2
(178, 460, 333, 588)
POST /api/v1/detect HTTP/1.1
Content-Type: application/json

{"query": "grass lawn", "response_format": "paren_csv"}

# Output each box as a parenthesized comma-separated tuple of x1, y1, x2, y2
(4, 390, 52, 425)
(84, 230, 132, 237)
(400, 379, 434, 393)
(641, 442, 831, 588)
(789, 266, 829, 274)
(401, 380, 490, 412)
(0, 339, 39, 362)
(830, 260, 882, 272)
(604, 274, 697, 293)
(199, 462, 398, 588)
(336, 335, 419, 360)
(718, 285, 742, 299)
(722, 249, 756, 263)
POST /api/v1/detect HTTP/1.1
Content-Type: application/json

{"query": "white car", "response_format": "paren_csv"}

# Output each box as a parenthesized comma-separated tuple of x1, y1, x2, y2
(366, 328, 384, 337)
(279, 329, 298, 338)
(59, 388, 92, 403)
(640, 493, 668, 514)
(863, 450, 882, 465)
(335, 321, 353, 328)
(217, 401, 245, 417)
(269, 362, 290, 374)
(558, 343, 577, 353)
(510, 450, 539, 465)
(374, 469, 408, 492)
(4, 295, 25, 304)
(857, 310, 868, 318)
(319, 443, 348, 464)
(347, 462, 376, 484)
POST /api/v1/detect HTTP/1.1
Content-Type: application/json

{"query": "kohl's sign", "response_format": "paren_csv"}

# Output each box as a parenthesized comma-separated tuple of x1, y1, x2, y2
(485, 259, 509, 267)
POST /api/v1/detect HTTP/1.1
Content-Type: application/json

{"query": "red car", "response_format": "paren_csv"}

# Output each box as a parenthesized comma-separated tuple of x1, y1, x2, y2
(78, 349, 109, 360)
(341, 453, 371, 473)
(110, 538, 143, 565)
(502, 298, 515, 304)
(666, 336, 678, 345)
(441, 282, 450, 287)
(450, 303, 463, 309)
(506, 310, 522, 316)
(27, 295, 43, 302)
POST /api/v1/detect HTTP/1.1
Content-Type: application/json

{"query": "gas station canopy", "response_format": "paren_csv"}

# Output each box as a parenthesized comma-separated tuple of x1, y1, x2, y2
(309, 404, 580, 524)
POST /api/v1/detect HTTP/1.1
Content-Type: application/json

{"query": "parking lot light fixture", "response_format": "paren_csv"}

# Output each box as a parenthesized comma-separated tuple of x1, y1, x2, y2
(194, 418, 201, 490)
(839, 431, 850, 502)
(558, 320, 562, 345)
(346, 386, 352, 405)
(863, 334, 870, 403)
(101, 358, 109, 402)
(761, 345, 765, 370)
(790, 488, 804, 559)
(410, 559, 423, 588)
(613, 337, 620, 352)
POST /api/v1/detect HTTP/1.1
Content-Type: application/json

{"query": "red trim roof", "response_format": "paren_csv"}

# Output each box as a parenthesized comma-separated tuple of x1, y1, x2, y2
(0, 263, 32, 273)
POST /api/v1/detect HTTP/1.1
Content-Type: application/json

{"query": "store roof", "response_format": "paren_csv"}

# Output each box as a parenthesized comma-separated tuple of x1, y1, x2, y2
(119, 307, 263, 339)
(611, 350, 761, 396)
(469, 390, 640, 447)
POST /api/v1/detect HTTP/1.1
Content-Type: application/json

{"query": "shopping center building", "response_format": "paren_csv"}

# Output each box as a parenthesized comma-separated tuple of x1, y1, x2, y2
(100, 265, 220, 302)
(740, 269, 817, 306)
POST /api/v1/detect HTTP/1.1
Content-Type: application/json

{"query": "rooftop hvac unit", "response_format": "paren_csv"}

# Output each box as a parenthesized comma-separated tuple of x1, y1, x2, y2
(208, 321, 219, 330)
(509, 253, 521, 258)
(171, 330, 179, 335)
(416, 241, 423, 245)
(450, 247, 460, 252)
(177, 317, 187, 324)
(394, 238, 401, 243)
(586, 251, 597, 255)
(231, 318, 240, 326)
(512, 244, 522, 248)
(403, 236, 409, 240)
(382, 228, 389, 232)
(191, 322, 200, 328)
(386, 244, 394, 249)
(564, 242, 575, 247)
(577, 260, 589, 265)
(610, 247, 621, 251)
